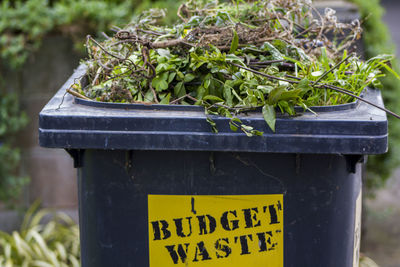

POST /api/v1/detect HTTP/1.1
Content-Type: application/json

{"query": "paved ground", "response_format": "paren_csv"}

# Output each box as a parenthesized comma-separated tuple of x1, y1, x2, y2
(362, 169, 400, 267)
(361, 1, 400, 266)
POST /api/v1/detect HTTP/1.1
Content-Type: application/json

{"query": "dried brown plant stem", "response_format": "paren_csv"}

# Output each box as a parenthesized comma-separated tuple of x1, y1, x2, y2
(152, 39, 195, 49)
(314, 53, 354, 84)
(170, 94, 190, 104)
(149, 84, 159, 104)
(66, 88, 91, 101)
(177, 4, 190, 23)
(86, 35, 125, 61)
(137, 28, 164, 36)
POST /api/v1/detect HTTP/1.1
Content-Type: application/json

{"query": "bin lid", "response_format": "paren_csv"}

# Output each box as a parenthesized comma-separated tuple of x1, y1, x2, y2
(39, 65, 388, 154)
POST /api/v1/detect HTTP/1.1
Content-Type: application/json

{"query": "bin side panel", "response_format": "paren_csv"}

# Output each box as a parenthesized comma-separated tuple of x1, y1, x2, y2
(78, 150, 360, 267)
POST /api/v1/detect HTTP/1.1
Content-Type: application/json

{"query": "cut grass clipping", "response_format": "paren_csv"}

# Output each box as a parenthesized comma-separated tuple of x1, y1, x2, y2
(70, 0, 400, 135)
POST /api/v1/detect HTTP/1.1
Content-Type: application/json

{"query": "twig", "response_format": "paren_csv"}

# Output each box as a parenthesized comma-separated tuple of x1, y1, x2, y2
(186, 95, 199, 102)
(295, 21, 316, 38)
(87, 35, 125, 61)
(307, 4, 324, 41)
(92, 66, 103, 86)
(111, 26, 122, 33)
(228, 62, 300, 84)
(170, 94, 190, 104)
(319, 84, 400, 119)
(149, 84, 159, 104)
(66, 89, 91, 101)
(249, 60, 295, 70)
(177, 4, 189, 23)
(314, 53, 353, 84)
(115, 31, 195, 49)
(152, 39, 195, 49)
(284, 74, 355, 95)
(249, 60, 285, 65)
(101, 32, 110, 40)
(228, 62, 400, 119)
(137, 28, 164, 36)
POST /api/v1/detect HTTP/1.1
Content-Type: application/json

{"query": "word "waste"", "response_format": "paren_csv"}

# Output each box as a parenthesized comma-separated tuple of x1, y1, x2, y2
(148, 195, 284, 267)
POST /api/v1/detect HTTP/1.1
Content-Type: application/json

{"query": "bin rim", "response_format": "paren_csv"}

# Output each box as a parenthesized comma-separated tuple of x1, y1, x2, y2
(39, 65, 388, 154)
(75, 87, 359, 113)
(76, 73, 359, 113)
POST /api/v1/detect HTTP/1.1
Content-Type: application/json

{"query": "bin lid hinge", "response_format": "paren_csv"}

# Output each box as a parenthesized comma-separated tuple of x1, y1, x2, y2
(65, 149, 85, 168)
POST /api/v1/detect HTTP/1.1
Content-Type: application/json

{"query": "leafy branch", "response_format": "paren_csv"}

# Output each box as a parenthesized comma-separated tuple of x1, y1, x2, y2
(227, 61, 400, 120)
(73, 0, 400, 134)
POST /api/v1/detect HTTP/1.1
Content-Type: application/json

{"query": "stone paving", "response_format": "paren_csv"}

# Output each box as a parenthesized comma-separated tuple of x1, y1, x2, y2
(362, 169, 400, 267)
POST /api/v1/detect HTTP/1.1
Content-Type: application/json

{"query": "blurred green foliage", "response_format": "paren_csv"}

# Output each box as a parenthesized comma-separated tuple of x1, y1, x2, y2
(0, 0, 182, 69)
(350, 0, 400, 190)
(0, 93, 28, 206)
(0, 0, 181, 206)
(0, 202, 80, 266)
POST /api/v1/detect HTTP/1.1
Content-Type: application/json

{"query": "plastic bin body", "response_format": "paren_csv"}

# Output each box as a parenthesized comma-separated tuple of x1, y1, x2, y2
(39, 65, 387, 267)
(78, 150, 361, 267)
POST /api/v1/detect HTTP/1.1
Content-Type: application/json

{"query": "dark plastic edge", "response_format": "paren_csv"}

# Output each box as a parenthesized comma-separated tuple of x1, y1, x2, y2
(38, 65, 388, 154)
(76, 72, 358, 113)
(75, 96, 358, 113)
(39, 129, 388, 155)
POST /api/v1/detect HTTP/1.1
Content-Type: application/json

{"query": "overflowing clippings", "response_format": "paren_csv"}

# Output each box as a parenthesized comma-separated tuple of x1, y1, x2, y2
(73, 0, 399, 134)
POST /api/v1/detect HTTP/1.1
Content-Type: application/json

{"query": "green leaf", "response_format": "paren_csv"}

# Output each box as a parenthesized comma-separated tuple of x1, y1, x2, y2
(155, 80, 168, 91)
(176, 71, 185, 80)
(223, 84, 233, 106)
(376, 60, 400, 80)
(196, 86, 206, 100)
(152, 72, 169, 92)
(257, 85, 274, 94)
(203, 95, 224, 102)
(204, 75, 212, 89)
(155, 63, 169, 72)
(253, 130, 264, 136)
(206, 117, 218, 133)
(240, 124, 255, 137)
(288, 45, 311, 62)
(296, 78, 312, 95)
(225, 54, 244, 64)
(268, 86, 285, 104)
(311, 70, 324, 77)
(174, 81, 186, 97)
(271, 39, 288, 51)
(243, 131, 253, 137)
(160, 93, 171, 104)
(168, 72, 176, 83)
(144, 90, 154, 102)
(156, 48, 171, 58)
(320, 47, 330, 70)
(229, 121, 238, 131)
(229, 28, 239, 54)
(279, 89, 302, 101)
(262, 104, 276, 132)
(232, 117, 241, 124)
(241, 125, 253, 131)
(184, 73, 196, 82)
(261, 42, 284, 60)
(297, 78, 311, 89)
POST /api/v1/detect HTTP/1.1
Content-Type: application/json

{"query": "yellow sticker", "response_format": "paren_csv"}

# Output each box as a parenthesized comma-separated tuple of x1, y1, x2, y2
(148, 194, 283, 267)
